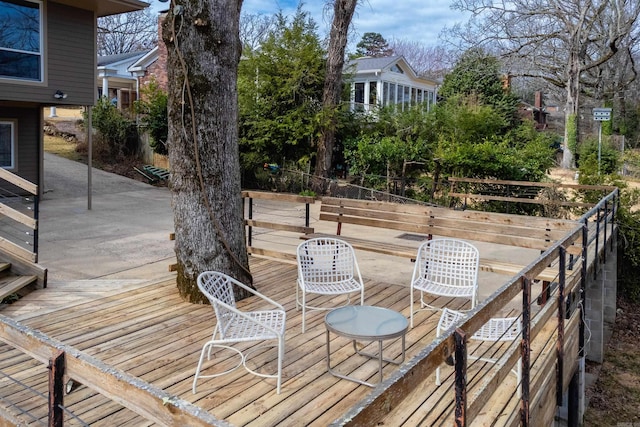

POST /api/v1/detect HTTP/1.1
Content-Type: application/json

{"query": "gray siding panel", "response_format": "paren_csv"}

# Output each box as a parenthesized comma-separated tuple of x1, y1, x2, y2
(0, 106, 39, 187)
(0, 2, 96, 106)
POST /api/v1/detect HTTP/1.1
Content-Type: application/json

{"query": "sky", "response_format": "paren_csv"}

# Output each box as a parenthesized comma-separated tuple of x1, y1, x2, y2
(148, 0, 468, 49)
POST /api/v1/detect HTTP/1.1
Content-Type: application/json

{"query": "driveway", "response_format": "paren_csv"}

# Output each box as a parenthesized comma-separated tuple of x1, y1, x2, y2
(38, 153, 176, 281)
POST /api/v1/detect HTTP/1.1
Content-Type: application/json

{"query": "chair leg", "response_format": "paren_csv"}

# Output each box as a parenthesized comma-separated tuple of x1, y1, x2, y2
(301, 291, 307, 333)
(192, 342, 210, 394)
(410, 288, 414, 328)
(277, 336, 285, 394)
(436, 366, 442, 386)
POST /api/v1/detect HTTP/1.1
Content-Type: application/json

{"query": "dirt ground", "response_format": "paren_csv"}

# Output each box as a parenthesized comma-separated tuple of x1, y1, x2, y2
(43, 110, 639, 424)
(584, 298, 640, 426)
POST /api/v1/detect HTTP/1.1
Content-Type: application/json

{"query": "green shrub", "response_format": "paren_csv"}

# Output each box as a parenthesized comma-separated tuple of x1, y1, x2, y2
(85, 97, 138, 159)
(135, 80, 168, 155)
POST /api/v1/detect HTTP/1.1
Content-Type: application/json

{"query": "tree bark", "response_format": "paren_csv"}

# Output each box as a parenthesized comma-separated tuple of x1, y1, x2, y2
(163, 0, 251, 303)
(314, 0, 358, 193)
(562, 52, 580, 169)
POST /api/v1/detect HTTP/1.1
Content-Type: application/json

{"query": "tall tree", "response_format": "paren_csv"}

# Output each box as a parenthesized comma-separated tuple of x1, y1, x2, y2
(98, 9, 157, 55)
(354, 32, 393, 58)
(314, 0, 358, 191)
(162, 0, 251, 303)
(449, 0, 640, 168)
(238, 8, 325, 169)
(439, 48, 520, 128)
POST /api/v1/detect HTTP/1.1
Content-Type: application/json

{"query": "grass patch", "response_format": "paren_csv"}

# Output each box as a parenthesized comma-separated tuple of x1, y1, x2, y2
(44, 134, 85, 162)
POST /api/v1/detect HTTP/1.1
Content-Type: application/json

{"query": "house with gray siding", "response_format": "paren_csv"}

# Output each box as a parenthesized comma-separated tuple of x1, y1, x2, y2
(0, 0, 148, 194)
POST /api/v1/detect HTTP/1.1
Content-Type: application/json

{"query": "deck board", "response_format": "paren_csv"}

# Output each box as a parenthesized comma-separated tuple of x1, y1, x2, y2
(0, 256, 528, 426)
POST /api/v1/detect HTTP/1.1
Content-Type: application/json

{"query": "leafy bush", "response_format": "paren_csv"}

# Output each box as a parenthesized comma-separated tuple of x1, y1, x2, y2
(135, 79, 168, 155)
(577, 136, 619, 177)
(84, 97, 138, 159)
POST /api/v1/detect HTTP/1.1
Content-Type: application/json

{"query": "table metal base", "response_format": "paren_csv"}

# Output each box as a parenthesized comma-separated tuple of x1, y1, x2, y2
(325, 330, 406, 387)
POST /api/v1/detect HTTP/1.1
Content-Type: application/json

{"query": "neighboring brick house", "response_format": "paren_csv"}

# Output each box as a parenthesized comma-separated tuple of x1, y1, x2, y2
(97, 12, 169, 107)
(97, 50, 150, 110)
(129, 12, 169, 92)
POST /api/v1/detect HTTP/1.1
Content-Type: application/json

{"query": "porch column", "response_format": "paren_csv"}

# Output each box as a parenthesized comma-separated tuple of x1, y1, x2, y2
(102, 76, 109, 99)
(364, 80, 370, 112)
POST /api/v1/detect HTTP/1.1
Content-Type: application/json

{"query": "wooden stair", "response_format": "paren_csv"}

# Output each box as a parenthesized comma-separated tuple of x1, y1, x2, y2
(0, 262, 38, 302)
(0, 252, 47, 305)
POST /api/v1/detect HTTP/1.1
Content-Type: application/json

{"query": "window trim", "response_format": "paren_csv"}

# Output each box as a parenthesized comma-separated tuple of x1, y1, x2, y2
(0, 119, 17, 170)
(0, 0, 44, 83)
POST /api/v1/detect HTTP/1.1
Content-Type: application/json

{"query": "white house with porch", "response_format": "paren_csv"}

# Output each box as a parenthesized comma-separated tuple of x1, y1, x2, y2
(97, 50, 152, 110)
(343, 56, 438, 113)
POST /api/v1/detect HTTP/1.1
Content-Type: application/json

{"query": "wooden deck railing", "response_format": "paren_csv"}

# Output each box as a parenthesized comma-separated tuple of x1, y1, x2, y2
(0, 313, 229, 427)
(0, 168, 39, 263)
(333, 222, 585, 426)
(0, 185, 619, 426)
(448, 176, 615, 211)
(332, 186, 618, 426)
(243, 190, 315, 262)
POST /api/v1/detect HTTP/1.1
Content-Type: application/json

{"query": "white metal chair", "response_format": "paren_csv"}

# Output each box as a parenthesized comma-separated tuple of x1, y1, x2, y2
(435, 308, 521, 387)
(296, 237, 365, 333)
(192, 271, 286, 394)
(410, 238, 480, 327)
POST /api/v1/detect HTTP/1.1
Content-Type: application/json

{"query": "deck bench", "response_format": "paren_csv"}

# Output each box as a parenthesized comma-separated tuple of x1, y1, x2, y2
(302, 197, 580, 283)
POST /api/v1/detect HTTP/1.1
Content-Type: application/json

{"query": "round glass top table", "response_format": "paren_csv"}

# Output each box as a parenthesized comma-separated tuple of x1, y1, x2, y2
(325, 305, 409, 387)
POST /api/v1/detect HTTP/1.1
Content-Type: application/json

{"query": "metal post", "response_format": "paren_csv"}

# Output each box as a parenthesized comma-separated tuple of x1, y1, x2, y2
(521, 277, 532, 426)
(86, 106, 92, 210)
(248, 197, 253, 247)
(597, 121, 602, 175)
(556, 247, 566, 405)
(48, 351, 65, 427)
(454, 329, 467, 426)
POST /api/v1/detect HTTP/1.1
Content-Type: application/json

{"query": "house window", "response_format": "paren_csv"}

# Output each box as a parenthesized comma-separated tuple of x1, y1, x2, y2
(0, 0, 43, 82)
(369, 82, 377, 105)
(403, 86, 410, 109)
(390, 64, 404, 74)
(354, 82, 364, 111)
(382, 82, 389, 107)
(388, 83, 396, 105)
(0, 120, 16, 169)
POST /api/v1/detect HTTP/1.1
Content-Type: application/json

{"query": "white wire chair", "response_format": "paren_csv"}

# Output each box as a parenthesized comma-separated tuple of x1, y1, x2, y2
(296, 237, 365, 333)
(192, 271, 286, 394)
(435, 308, 522, 388)
(410, 238, 480, 327)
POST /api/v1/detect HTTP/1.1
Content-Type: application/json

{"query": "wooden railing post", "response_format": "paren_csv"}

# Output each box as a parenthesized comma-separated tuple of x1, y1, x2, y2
(454, 328, 467, 427)
(48, 351, 65, 427)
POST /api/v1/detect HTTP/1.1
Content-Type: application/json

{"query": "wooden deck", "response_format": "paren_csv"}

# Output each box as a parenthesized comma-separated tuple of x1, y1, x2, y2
(0, 256, 526, 426)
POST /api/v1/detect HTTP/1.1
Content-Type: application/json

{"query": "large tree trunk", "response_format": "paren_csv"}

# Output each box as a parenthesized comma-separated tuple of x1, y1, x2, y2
(562, 53, 581, 169)
(314, 0, 357, 193)
(163, 0, 251, 303)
